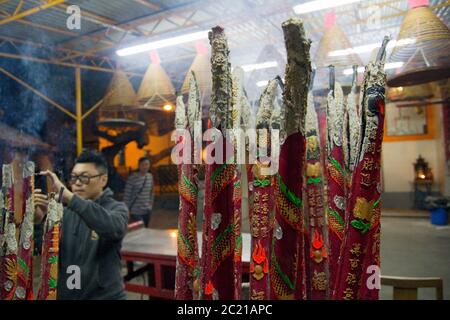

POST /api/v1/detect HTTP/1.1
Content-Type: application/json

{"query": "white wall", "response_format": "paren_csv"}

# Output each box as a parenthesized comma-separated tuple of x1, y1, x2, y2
(382, 104, 446, 195)
(382, 139, 441, 193)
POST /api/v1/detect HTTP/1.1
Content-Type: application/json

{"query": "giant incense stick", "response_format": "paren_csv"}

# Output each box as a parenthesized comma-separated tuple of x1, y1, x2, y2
(325, 66, 346, 290)
(333, 37, 389, 300)
(249, 79, 279, 300)
(270, 18, 311, 300)
(304, 71, 330, 299)
(344, 65, 361, 177)
(15, 162, 35, 300)
(37, 192, 63, 300)
(0, 164, 17, 300)
(175, 71, 201, 300)
(230, 66, 252, 299)
(201, 26, 237, 300)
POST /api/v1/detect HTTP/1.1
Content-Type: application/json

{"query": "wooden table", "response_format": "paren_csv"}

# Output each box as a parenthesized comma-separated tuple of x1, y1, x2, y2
(121, 228, 251, 299)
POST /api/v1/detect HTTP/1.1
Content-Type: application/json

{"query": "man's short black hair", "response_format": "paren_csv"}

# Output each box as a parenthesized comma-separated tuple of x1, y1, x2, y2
(75, 149, 108, 174)
(138, 157, 150, 164)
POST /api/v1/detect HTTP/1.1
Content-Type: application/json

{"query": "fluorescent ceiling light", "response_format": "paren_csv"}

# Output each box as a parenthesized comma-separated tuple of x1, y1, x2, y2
(257, 80, 269, 87)
(256, 77, 285, 87)
(342, 62, 404, 75)
(293, 0, 366, 14)
(384, 61, 404, 69)
(242, 61, 278, 72)
(329, 38, 416, 57)
(116, 30, 209, 56)
(343, 66, 365, 75)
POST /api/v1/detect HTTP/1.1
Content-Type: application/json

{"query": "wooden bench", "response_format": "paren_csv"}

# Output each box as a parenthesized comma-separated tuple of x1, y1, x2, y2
(381, 276, 443, 300)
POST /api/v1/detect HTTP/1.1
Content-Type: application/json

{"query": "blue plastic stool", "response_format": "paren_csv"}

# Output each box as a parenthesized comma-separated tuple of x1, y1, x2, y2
(431, 208, 448, 225)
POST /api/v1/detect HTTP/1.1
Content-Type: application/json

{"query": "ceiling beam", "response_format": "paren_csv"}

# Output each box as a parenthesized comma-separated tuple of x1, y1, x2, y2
(56, 42, 118, 62)
(0, 0, 66, 25)
(13, 0, 25, 16)
(305, 1, 450, 36)
(54, 2, 204, 62)
(0, 51, 144, 76)
(0, 10, 76, 36)
(132, 0, 160, 11)
(0, 4, 116, 47)
(0, 34, 99, 58)
(42, 0, 150, 36)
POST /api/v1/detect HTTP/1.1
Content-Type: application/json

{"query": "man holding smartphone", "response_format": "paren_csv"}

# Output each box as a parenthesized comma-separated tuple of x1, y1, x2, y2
(34, 149, 128, 300)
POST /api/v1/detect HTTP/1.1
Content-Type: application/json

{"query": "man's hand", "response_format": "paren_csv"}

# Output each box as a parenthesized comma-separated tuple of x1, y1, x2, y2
(39, 170, 73, 205)
(34, 189, 48, 223)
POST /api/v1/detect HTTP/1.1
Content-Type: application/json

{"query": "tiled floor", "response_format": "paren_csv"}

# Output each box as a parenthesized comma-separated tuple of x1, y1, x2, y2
(380, 216, 450, 300)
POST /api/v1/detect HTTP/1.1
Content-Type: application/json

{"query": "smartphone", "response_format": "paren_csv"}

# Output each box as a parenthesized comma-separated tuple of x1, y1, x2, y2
(34, 172, 48, 194)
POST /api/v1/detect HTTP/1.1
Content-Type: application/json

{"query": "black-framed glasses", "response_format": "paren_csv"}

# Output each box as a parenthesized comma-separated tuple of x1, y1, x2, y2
(69, 173, 104, 185)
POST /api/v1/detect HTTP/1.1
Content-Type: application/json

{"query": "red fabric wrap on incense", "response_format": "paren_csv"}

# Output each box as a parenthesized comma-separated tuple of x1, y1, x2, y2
(38, 194, 62, 300)
(175, 73, 201, 300)
(15, 162, 35, 300)
(304, 90, 329, 300)
(249, 79, 278, 300)
(201, 26, 237, 300)
(333, 56, 386, 300)
(326, 78, 347, 291)
(270, 18, 311, 300)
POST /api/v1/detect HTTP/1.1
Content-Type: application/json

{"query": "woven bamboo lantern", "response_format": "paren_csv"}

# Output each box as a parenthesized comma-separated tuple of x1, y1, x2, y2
(136, 51, 176, 109)
(387, 0, 450, 87)
(181, 41, 211, 106)
(100, 70, 137, 113)
(314, 12, 362, 68)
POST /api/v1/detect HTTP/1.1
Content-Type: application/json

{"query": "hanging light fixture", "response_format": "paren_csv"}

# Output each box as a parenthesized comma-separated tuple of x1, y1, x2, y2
(136, 51, 176, 110)
(387, 0, 450, 87)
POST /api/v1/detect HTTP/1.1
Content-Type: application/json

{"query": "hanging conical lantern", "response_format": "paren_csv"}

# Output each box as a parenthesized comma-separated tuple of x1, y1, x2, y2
(387, 0, 450, 87)
(100, 70, 137, 113)
(313, 12, 362, 91)
(181, 41, 211, 106)
(136, 51, 176, 109)
(314, 12, 363, 68)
